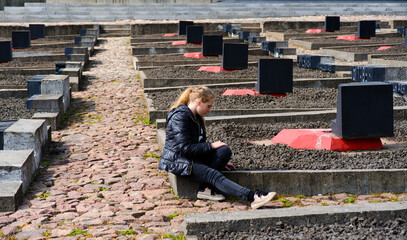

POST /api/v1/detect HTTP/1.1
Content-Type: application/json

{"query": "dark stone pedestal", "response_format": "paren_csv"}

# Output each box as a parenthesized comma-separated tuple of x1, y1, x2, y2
(202, 35, 223, 56)
(356, 20, 376, 38)
(255, 58, 293, 94)
(323, 16, 340, 32)
(29, 24, 46, 39)
(332, 82, 393, 139)
(27, 75, 47, 98)
(55, 62, 67, 73)
(221, 43, 248, 70)
(178, 21, 194, 35)
(186, 25, 204, 44)
(0, 121, 16, 150)
(261, 41, 288, 52)
(0, 41, 12, 62)
(12, 31, 31, 49)
(402, 34, 407, 47)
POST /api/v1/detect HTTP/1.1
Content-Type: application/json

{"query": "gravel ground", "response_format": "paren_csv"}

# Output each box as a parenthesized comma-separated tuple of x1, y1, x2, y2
(0, 98, 35, 121)
(137, 54, 276, 63)
(142, 65, 337, 79)
(0, 74, 31, 85)
(197, 217, 407, 240)
(0, 61, 56, 69)
(340, 45, 407, 54)
(206, 120, 407, 170)
(148, 86, 407, 110)
(383, 55, 407, 61)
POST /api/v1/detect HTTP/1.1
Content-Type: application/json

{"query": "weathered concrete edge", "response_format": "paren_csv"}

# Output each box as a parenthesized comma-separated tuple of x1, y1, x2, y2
(184, 201, 407, 236)
(368, 57, 407, 67)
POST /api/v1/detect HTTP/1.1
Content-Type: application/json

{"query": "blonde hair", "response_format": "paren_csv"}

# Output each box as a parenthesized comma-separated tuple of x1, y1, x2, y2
(170, 86, 215, 111)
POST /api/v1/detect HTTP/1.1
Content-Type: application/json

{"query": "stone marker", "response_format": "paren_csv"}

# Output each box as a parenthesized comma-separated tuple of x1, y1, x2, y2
(221, 43, 248, 70)
(202, 35, 223, 56)
(0, 150, 35, 193)
(29, 24, 46, 39)
(402, 34, 407, 47)
(0, 121, 16, 150)
(238, 31, 259, 41)
(178, 21, 194, 35)
(186, 25, 204, 44)
(255, 58, 293, 94)
(297, 54, 334, 69)
(11, 30, 31, 49)
(356, 20, 376, 38)
(248, 36, 266, 43)
(397, 26, 406, 36)
(55, 62, 66, 73)
(323, 16, 340, 32)
(332, 82, 393, 139)
(41, 75, 70, 114)
(351, 65, 407, 82)
(0, 41, 12, 62)
(27, 75, 48, 98)
(261, 41, 288, 52)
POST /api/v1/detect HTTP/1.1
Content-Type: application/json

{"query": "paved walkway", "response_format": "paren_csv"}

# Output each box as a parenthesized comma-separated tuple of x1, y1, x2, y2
(0, 36, 406, 240)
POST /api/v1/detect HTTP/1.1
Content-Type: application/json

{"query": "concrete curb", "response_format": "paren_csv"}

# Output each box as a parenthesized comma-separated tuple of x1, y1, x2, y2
(320, 43, 400, 62)
(184, 201, 407, 236)
(368, 56, 407, 67)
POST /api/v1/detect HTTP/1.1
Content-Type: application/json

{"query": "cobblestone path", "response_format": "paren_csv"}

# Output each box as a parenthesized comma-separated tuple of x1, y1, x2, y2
(0, 36, 406, 240)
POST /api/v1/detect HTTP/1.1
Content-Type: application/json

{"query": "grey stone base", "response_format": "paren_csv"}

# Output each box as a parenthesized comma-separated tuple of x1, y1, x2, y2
(0, 181, 23, 212)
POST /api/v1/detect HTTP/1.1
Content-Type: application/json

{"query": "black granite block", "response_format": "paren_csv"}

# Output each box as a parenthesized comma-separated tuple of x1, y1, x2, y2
(27, 75, 47, 98)
(402, 34, 407, 47)
(248, 36, 266, 43)
(238, 31, 250, 40)
(80, 29, 87, 36)
(178, 21, 194, 35)
(202, 35, 223, 56)
(255, 58, 293, 94)
(221, 43, 248, 70)
(186, 25, 203, 44)
(55, 62, 66, 73)
(12, 31, 31, 49)
(397, 26, 406, 36)
(223, 25, 231, 33)
(29, 24, 46, 39)
(356, 20, 376, 38)
(261, 41, 288, 52)
(332, 82, 393, 139)
(361, 66, 385, 82)
(65, 47, 73, 58)
(0, 41, 12, 62)
(323, 16, 340, 32)
(0, 121, 17, 150)
(319, 63, 336, 73)
(74, 36, 82, 46)
(398, 82, 407, 94)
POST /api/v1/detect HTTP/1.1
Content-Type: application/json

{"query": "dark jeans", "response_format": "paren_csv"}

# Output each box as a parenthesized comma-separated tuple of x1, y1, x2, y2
(188, 145, 251, 200)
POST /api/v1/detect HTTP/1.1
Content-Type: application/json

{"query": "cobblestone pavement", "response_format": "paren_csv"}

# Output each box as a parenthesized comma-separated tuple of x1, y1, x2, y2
(0, 36, 406, 240)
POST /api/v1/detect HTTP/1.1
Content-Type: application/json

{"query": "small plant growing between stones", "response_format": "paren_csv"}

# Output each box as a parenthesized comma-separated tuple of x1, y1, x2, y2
(370, 199, 381, 203)
(167, 211, 185, 221)
(119, 229, 138, 235)
(345, 197, 356, 204)
(42, 230, 51, 236)
(143, 152, 160, 160)
(68, 228, 88, 236)
(40, 160, 50, 166)
(160, 233, 186, 240)
(134, 115, 155, 125)
(99, 187, 108, 191)
(36, 191, 51, 199)
(321, 201, 328, 206)
(297, 194, 305, 199)
(279, 197, 293, 208)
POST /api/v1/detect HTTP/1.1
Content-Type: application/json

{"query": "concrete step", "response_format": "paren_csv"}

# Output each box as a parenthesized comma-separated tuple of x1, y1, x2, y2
(0, 181, 23, 212)
(0, 150, 35, 193)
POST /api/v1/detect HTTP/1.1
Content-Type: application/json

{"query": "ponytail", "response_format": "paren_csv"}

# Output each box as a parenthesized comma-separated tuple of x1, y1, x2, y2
(169, 86, 214, 111)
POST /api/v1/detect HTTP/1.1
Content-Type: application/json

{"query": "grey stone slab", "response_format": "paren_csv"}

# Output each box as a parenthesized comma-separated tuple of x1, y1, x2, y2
(29, 94, 64, 114)
(32, 112, 61, 131)
(0, 181, 23, 212)
(0, 150, 35, 193)
(185, 202, 407, 236)
(4, 119, 47, 168)
(41, 74, 70, 113)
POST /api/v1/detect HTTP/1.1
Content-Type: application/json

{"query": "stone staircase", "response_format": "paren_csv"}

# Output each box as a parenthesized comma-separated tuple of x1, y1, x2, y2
(0, 1, 406, 22)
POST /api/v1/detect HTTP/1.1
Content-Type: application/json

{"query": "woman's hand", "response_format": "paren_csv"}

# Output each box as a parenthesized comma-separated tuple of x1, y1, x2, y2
(211, 141, 228, 149)
(224, 163, 236, 171)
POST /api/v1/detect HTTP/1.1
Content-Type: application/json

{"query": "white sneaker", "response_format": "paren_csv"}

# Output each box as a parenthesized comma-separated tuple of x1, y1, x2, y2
(251, 191, 277, 209)
(197, 188, 225, 201)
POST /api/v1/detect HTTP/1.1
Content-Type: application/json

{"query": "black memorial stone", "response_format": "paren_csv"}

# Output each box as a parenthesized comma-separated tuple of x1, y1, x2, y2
(186, 25, 203, 44)
(297, 54, 334, 69)
(248, 36, 266, 43)
(319, 63, 336, 73)
(238, 31, 259, 41)
(261, 41, 288, 52)
(255, 58, 293, 94)
(12, 31, 31, 49)
(223, 25, 231, 33)
(402, 34, 407, 47)
(202, 35, 223, 56)
(178, 21, 194, 35)
(29, 24, 46, 39)
(0, 121, 16, 150)
(0, 41, 12, 62)
(222, 43, 248, 70)
(398, 82, 407, 95)
(351, 65, 386, 82)
(323, 16, 340, 32)
(27, 75, 47, 98)
(397, 26, 406, 36)
(356, 20, 376, 38)
(332, 82, 393, 139)
(55, 62, 67, 73)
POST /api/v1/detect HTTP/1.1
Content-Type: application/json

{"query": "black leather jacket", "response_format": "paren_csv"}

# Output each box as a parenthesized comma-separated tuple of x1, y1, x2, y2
(159, 104, 212, 176)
